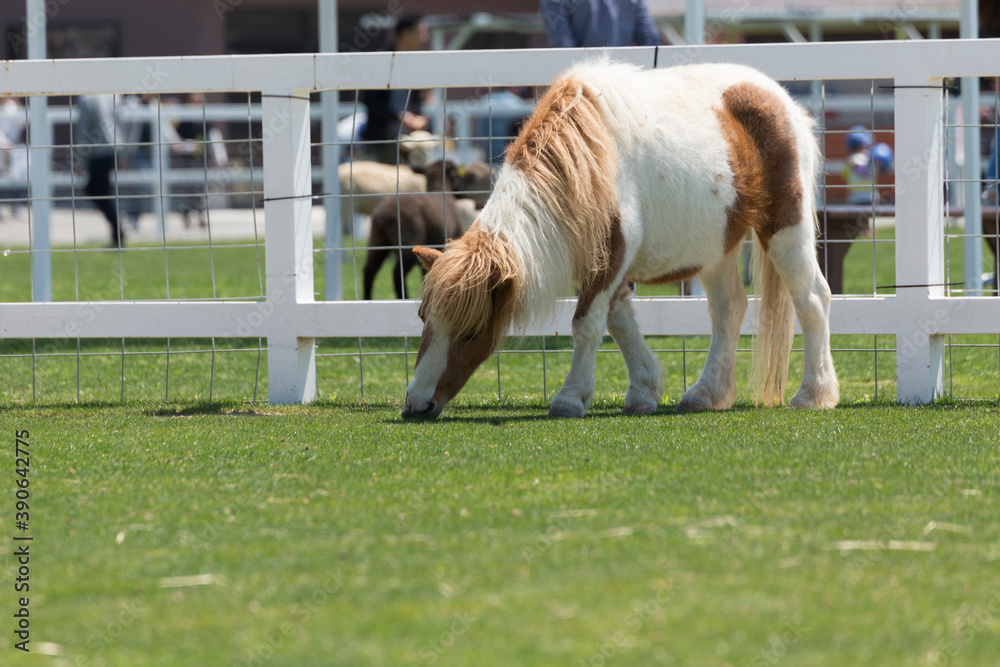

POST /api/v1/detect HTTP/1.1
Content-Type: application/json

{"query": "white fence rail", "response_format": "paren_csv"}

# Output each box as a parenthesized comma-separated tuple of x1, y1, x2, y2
(3, 40, 1000, 404)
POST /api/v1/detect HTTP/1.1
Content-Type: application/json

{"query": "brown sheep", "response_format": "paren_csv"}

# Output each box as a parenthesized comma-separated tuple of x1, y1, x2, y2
(362, 161, 472, 300)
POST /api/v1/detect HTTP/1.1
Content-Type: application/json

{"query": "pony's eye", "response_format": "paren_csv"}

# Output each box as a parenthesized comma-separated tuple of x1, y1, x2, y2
(464, 331, 480, 343)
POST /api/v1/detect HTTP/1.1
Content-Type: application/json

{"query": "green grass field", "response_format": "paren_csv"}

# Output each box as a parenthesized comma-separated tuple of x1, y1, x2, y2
(1, 228, 999, 665)
(2, 401, 999, 665)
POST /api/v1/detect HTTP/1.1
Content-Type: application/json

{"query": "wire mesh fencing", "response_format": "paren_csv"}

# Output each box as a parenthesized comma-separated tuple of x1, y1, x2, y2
(1, 91, 269, 402)
(2, 45, 999, 406)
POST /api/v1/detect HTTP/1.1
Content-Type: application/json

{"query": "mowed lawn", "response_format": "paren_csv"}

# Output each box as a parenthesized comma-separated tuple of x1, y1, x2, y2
(1, 228, 999, 664)
(1, 401, 999, 665)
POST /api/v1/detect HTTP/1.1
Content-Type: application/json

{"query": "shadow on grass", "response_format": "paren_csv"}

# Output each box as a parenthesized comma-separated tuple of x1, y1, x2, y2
(379, 396, 1000, 425)
(380, 401, 744, 425)
(3, 395, 995, 418)
(0, 398, 270, 416)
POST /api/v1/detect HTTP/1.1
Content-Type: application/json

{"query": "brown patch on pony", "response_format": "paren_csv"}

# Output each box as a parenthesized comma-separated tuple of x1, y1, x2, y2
(608, 280, 634, 316)
(574, 211, 626, 321)
(419, 222, 526, 353)
(506, 74, 620, 286)
(432, 324, 500, 407)
(714, 82, 803, 251)
(413, 321, 436, 366)
(715, 83, 805, 408)
(634, 265, 703, 286)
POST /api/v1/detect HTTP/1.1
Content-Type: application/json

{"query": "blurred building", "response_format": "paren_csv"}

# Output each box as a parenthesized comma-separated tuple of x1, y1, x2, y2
(1, 0, 973, 60)
(1, 1, 540, 58)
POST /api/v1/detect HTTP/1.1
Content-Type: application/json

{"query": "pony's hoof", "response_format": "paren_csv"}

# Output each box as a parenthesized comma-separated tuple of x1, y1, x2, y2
(676, 397, 710, 412)
(677, 387, 714, 412)
(548, 396, 586, 419)
(622, 392, 658, 416)
(790, 387, 839, 409)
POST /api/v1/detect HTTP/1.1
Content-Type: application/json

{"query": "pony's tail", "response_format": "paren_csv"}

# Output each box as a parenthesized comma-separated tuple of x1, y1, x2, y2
(750, 235, 794, 407)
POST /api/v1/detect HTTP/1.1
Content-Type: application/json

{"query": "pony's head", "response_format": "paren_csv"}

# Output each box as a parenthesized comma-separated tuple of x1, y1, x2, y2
(402, 226, 524, 420)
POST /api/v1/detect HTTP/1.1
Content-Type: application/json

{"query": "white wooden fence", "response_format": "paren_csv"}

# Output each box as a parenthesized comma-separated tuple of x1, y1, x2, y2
(2, 40, 1000, 405)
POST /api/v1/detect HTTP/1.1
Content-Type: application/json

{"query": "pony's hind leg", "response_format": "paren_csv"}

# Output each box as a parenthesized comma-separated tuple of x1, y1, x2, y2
(606, 283, 662, 415)
(764, 223, 840, 408)
(677, 250, 748, 411)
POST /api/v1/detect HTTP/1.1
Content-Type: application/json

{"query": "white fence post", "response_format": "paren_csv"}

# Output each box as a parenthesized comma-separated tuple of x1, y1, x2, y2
(262, 90, 317, 404)
(894, 75, 946, 404)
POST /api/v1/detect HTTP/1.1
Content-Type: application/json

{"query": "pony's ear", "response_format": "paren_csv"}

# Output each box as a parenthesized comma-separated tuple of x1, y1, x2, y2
(413, 246, 442, 271)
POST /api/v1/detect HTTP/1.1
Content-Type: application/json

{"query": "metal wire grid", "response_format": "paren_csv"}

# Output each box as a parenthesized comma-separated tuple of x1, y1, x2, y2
(939, 78, 1000, 399)
(3, 80, 999, 404)
(1, 91, 268, 403)
(943, 77, 1000, 296)
(4, 93, 267, 299)
(310, 81, 943, 406)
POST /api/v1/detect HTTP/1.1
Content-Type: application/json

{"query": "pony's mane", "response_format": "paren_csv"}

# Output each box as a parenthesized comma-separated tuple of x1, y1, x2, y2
(420, 225, 526, 348)
(505, 75, 619, 283)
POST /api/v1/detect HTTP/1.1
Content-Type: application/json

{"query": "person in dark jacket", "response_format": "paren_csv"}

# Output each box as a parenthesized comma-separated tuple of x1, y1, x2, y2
(359, 13, 431, 164)
(540, 0, 661, 48)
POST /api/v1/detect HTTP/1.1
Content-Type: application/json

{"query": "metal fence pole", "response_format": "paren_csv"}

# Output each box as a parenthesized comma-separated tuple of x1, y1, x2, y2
(960, 0, 983, 295)
(319, 0, 343, 301)
(26, 0, 51, 302)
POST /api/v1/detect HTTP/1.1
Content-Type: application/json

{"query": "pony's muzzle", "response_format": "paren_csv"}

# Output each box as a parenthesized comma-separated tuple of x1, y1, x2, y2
(401, 396, 440, 420)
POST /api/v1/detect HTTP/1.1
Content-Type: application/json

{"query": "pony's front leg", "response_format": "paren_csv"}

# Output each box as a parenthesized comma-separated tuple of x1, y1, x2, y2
(606, 284, 662, 415)
(548, 293, 613, 418)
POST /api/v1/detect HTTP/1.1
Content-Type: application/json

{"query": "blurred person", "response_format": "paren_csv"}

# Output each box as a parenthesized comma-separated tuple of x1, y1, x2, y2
(476, 86, 530, 165)
(75, 94, 125, 247)
(982, 133, 999, 290)
(541, 0, 661, 48)
(171, 92, 229, 227)
(984, 134, 999, 205)
(842, 126, 896, 206)
(359, 13, 432, 164)
(120, 93, 157, 230)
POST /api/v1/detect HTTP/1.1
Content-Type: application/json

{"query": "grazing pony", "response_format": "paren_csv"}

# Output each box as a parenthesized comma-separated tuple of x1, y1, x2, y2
(363, 160, 471, 300)
(402, 62, 839, 420)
